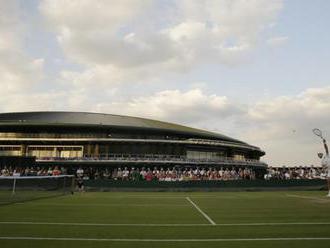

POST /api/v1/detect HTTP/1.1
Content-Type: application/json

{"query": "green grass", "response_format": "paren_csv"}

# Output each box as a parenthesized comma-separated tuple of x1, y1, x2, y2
(0, 191, 330, 248)
(0, 191, 65, 205)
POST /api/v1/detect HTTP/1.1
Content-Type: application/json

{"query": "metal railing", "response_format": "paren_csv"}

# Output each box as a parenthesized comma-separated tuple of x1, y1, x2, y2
(0, 137, 263, 152)
(36, 154, 267, 166)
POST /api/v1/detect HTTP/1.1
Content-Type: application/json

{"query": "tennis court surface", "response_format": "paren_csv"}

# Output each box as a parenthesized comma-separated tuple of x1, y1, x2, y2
(0, 191, 330, 248)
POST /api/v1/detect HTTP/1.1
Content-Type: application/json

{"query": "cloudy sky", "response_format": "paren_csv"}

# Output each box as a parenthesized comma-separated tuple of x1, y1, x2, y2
(0, 0, 329, 166)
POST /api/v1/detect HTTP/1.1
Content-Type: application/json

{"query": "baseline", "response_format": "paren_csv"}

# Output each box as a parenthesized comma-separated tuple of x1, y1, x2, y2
(1, 236, 330, 242)
(14, 203, 188, 207)
(1, 221, 330, 227)
(286, 194, 330, 202)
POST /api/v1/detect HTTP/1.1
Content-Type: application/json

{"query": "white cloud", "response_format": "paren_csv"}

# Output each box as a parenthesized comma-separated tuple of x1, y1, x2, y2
(39, 0, 162, 67)
(39, 0, 283, 87)
(0, 87, 242, 128)
(0, 91, 65, 112)
(266, 36, 288, 46)
(94, 88, 242, 125)
(241, 86, 330, 166)
(246, 87, 330, 133)
(0, 1, 44, 93)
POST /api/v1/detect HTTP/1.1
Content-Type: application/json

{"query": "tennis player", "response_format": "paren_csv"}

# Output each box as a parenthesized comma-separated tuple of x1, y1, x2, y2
(77, 177, 84, 192)
(321, 139, 330, 197)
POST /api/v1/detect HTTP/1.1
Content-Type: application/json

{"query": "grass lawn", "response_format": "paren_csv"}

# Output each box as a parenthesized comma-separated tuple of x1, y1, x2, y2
(0, 191, 330, 248)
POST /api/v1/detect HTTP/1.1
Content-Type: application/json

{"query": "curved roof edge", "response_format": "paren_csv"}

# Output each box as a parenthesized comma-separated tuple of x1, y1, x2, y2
(0, 111, 261, 150)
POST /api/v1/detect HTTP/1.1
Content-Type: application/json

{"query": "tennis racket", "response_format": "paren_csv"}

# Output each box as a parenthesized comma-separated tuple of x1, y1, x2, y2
(313, 128, 324, 139)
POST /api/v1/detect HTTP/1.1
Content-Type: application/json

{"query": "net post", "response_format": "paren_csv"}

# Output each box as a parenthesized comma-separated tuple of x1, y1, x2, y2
(63, 176, 66, 194)
(12, 178, 17, 196)
(71, 176, 75, 194)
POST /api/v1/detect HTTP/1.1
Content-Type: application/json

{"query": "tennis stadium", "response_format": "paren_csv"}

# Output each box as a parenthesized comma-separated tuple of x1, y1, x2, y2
(0, 112, 329, 248)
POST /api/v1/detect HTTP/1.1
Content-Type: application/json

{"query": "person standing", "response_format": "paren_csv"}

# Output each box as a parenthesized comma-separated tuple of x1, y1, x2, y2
(76, 167, 85, 192)
(320, 139, 330, 197)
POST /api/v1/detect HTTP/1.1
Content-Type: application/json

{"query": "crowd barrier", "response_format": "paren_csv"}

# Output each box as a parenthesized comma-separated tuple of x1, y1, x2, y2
(85, 179, 327, 191)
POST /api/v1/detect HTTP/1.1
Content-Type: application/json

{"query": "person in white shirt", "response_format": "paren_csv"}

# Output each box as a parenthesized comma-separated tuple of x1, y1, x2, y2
(320, 139, 330, 197)
(76, 167, 84, 178)
(123, 167, 129, 180)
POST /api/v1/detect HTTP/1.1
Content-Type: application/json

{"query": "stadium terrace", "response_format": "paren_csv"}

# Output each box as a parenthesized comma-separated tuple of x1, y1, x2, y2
(0, 111, 266, 177)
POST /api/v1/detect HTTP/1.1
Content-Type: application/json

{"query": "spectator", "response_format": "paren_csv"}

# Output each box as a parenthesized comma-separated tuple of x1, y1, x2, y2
(1, 164, 327, 181)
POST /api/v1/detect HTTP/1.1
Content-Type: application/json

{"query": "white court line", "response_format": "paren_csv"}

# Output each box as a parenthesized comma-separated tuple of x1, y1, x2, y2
(0, 222, 211, 227)
(0, 236, 330, 242)
(80, 195, 246, 199)
(286, 194, 330, 202)
(74, 195, 262, 200)
(185, 197, 216, 225)
(14, 203, 188, 207)
(213, 222, 330, 226)
(81, 195, 186, 199)
(1, 221, 330, 227)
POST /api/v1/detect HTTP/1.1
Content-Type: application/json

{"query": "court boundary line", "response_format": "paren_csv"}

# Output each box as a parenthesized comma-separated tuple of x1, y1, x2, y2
(185, 197, 216, 225)
(286, 194, 330, 202)
(1, 221, 330, 227)
(75, 195, 250, 199)
(14, 203, 189, 207)
(0, 222, 210, 226)
(0, 236, 330, 242)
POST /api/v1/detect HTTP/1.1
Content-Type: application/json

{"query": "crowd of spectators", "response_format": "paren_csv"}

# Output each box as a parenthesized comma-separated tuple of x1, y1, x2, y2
(0, 166, 66, 177)
(1, 165, 328, 181)
(264, 166, 328, 180)
(0, 165, 255, 181)
(77, 166, 256, 181)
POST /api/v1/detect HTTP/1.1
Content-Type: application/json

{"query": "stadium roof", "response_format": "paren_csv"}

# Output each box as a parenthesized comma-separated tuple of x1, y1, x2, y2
(0, 111, 247, 144)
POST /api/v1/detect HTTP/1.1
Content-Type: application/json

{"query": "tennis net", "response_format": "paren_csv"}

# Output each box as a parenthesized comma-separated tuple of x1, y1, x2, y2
(0, 175, 74, 205)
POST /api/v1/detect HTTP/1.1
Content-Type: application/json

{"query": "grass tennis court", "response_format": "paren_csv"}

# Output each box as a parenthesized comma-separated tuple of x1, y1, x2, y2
(0, 191, 330, 248)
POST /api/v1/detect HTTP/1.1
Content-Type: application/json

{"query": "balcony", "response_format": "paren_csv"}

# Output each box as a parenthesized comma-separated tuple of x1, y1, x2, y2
(36, 154, 267, 167)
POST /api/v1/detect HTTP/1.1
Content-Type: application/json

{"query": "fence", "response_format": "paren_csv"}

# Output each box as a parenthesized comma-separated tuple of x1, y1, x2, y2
(85, 179, 326, 191)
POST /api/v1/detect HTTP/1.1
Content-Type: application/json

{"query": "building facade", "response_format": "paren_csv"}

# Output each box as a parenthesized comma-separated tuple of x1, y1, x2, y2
(0, 112, 266, 172)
